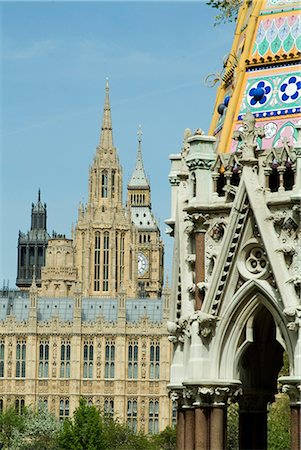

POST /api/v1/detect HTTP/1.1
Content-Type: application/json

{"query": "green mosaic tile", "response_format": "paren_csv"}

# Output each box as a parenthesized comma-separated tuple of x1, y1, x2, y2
(271, 35, 282, 54)
(258, 37, 269, 56)
(283, 34, 294, 52)
(296, 35, 301, 51)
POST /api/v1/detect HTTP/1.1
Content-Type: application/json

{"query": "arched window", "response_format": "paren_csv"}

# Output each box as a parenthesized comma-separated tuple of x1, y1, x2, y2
(103, 232, 109, 291)
(283, 159, 294, 191)
(105, 341, 115, 379)
(83, 341, 93, 379)
(111, 170, 115, 198)
(101, 170, 108, 198)
(128, 341, 138, 379)
(269, 160, 280, 192)
(59, 398, 69, 420)
(150, 342, 160, 379)
(148, 400, 159, 434)
(191, 172, 196, 198)
(127, 399, 138, 432)
(104, 398, 114, 417)
(0, 341, 4, 377)
(94, 232, 101, 291)
(15, 397, 25, 414)
(16, 341, 26, 378)
(60, 341, 71, 378)
(119, 234, 125, 286)
(230, 163, 240, 186)
(38, 341, 49, 378)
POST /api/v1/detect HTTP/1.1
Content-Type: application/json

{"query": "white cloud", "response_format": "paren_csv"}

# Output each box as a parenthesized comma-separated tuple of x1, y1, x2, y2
(2, 39, 59, 60)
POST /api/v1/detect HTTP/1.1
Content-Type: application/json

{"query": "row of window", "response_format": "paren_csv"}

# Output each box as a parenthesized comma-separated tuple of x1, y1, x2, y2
(93, 169, 116, 199)
(130, 193, 146, 205)
(0, 340, 160, 380)
(94, 232, 126, 291)
(0, 397, 173, 434)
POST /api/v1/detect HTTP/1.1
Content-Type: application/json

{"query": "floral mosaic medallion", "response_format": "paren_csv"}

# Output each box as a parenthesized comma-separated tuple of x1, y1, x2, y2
(247, 80, 272, 108)
(279, 75, 301, 103)
(264, 122, 277, 139)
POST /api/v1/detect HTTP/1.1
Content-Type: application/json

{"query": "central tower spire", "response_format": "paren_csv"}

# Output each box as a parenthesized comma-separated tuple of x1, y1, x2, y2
(99, 78, 113, 150)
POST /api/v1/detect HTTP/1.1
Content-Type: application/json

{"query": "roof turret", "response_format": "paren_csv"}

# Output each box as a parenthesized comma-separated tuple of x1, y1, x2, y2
(32, 189, 46, 214)
(128, 126, 149, 188)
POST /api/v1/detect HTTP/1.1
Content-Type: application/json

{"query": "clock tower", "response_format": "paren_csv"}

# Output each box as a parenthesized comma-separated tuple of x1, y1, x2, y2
(127, 127, 164, 298)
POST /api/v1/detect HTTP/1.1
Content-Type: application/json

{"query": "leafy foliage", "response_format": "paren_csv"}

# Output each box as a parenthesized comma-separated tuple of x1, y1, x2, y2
(268, 395, 290, 450)
(0, 405, 60, 450)
(150, 426, 176, 450)
(57, 398, 175, 450)
(206, 0, 242, 24)
(227, 403, 239, 450)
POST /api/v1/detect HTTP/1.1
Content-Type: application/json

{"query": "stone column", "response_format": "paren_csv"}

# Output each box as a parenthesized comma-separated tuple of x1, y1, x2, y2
(210, 406, 226, 450)
(195, 407, 209, 450)
(184, 408, 195, 450)
(176, 408, 185, 450)
(186, 383, 240, 450)
(281, 382, 301, 450)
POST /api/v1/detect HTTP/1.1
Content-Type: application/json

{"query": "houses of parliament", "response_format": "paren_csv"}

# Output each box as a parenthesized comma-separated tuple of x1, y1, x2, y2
(0, 80, 173, 433)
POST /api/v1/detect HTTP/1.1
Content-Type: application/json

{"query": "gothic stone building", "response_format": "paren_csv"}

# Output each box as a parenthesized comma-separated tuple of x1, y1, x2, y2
(0, 81, 173, 433)
(167, 1, 301, 449)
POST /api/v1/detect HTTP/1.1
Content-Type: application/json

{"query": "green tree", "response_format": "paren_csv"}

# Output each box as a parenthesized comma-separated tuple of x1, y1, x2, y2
(206, 0, 242, 24)
(58, 398, 105, 450)
(0, 406, 24, 450)
(151, 426, 176, 450)
(0, 405, 60, 450)
(20, 406, 60, 450)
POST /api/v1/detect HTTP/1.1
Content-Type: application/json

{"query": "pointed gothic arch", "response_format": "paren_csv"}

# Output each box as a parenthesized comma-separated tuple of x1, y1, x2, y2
(216, 280, 294, 381)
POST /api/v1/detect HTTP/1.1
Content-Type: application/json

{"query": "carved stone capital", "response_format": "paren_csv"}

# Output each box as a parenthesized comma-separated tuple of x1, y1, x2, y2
(284, 306, 301, 331)
(167, 316, 191, 343)
(190, 310, 220, 338)
(186, 158, 213, 171)
(281, 383, 301, 405)
(187, 213, 210, 231)
(169, 176, 180, 186)
(188, 384, 242, 406)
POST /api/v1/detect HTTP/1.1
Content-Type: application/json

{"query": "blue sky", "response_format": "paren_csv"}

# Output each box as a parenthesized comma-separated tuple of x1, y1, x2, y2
(0, 1, 235, 288)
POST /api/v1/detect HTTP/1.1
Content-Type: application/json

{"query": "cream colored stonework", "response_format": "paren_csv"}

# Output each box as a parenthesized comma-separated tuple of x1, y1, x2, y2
(0, 81, 171, 432)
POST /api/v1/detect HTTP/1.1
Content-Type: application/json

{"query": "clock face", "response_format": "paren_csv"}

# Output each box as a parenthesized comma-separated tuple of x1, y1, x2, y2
(138, 252, 148, 276)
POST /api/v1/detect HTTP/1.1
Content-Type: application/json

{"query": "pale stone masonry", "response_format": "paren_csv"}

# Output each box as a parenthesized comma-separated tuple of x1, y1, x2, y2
(0, 80, 172, 433)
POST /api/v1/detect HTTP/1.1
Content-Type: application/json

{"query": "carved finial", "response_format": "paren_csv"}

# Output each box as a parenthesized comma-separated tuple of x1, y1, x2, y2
(233, 112, 265, 160)
(30, 266, 38, 293)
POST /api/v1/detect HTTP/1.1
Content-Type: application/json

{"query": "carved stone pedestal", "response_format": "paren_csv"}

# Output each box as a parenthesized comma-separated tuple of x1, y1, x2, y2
(172, 384, 240, 450)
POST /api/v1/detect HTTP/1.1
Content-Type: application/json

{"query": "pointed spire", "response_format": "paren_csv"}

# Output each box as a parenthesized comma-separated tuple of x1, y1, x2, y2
(128, 125, 149, 188)
(99, 78, 113, 150)
(38, 189, 41, 202)
(30, 265, 38, 292)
